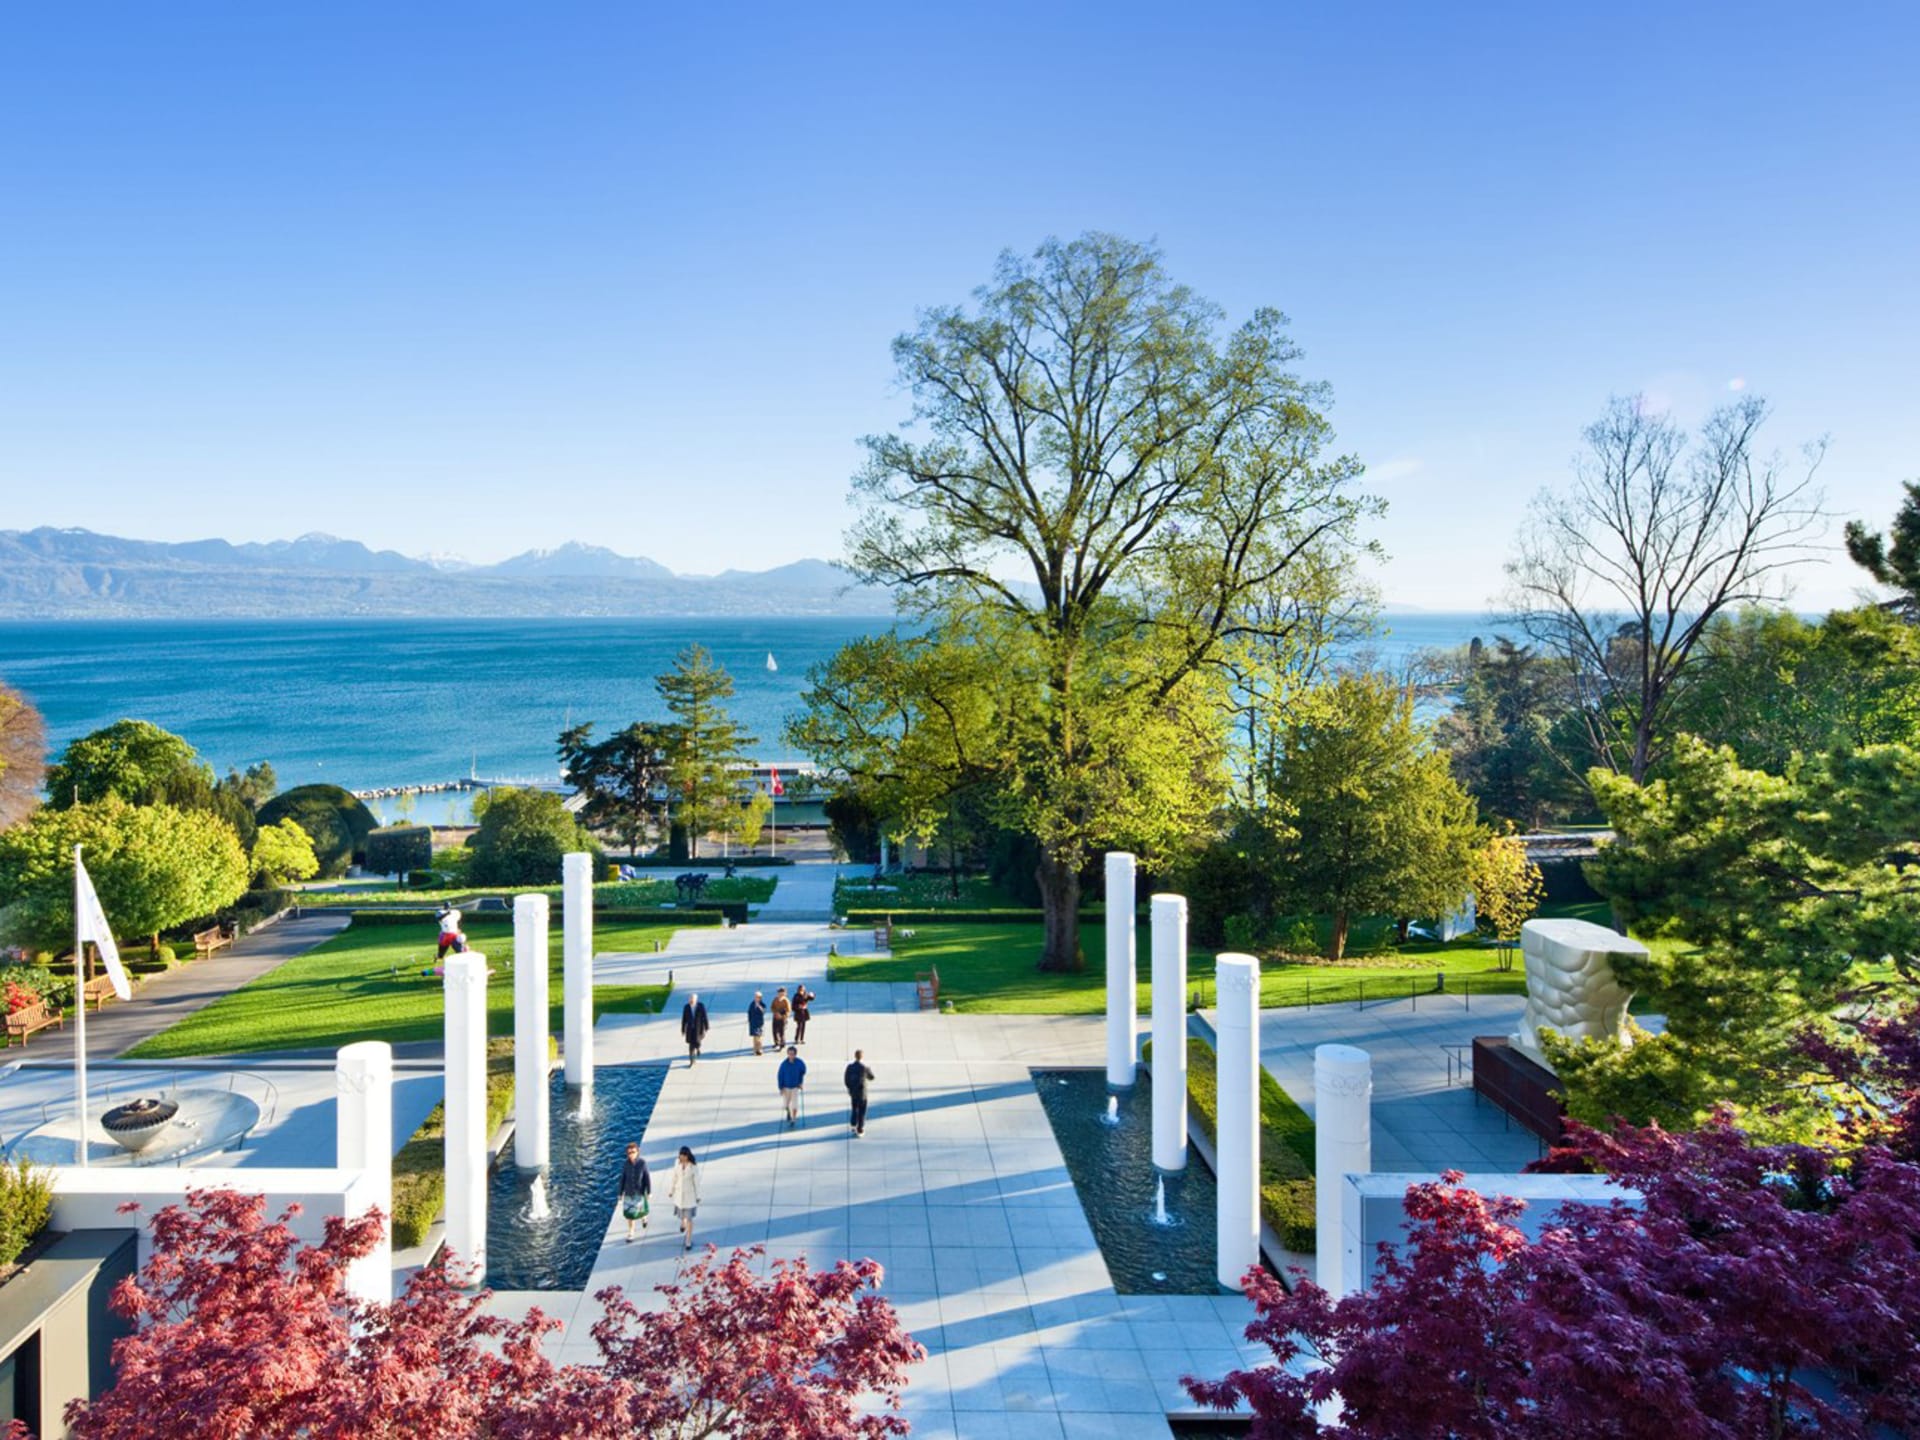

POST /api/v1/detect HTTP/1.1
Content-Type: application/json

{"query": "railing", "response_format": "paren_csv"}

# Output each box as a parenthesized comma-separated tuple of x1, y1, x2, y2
(1189, 969, 1524, 1012)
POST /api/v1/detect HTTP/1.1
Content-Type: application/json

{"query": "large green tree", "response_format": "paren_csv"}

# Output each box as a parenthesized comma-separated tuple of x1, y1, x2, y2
(1575, 735, 1920, 1139)
(1845, 477, 1920, 609)
(0, 797, 249, 956)
(1265, 674, 1484, 961)
(844, 233, 1374, 970)
(256, 785, 377, 878)
(0, 682, 45, 831)
(1434, 638, 1583, 829)
(46, 719, 215, 810)
(654, 646, 756, 859)
(1664, 605, 1920, 771)
(558, 721, 673, 857)
(468, 787, 598, 886)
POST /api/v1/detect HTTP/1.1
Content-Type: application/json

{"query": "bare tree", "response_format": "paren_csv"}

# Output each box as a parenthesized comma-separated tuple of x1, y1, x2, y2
(0, 681, 46, 829)
(1503, 394, 1825, 783)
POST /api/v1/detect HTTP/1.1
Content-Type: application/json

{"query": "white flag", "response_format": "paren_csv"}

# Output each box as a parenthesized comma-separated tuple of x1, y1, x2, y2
(75, 855, 132, 1001)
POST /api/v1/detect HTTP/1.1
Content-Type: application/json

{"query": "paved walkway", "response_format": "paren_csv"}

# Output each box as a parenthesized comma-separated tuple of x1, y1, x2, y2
(488, 909, 1272, 1438)
(81, 912, 352, 1060)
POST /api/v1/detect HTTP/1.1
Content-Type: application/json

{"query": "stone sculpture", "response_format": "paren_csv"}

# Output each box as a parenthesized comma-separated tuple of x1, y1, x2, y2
(1512, 917, 1647, 1071)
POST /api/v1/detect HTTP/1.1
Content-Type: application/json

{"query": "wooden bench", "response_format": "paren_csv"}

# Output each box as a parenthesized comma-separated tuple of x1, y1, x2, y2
(915, 965, 940, 1011)
(6, 1002, 63, 1046)
(82, 974, 121, 1010)
(193, 925, 233, 959)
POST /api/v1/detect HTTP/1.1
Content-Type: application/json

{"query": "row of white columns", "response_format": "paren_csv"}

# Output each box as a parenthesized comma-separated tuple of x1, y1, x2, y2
(441, 851, 598, 1283)
(1102, 851, 1372, 1295)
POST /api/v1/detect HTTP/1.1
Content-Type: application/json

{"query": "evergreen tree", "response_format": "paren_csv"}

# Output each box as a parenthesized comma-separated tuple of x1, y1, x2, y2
(655, 645, 756, 859)
(558, 720, 673, 857)
(1845, 477, 1920, 609)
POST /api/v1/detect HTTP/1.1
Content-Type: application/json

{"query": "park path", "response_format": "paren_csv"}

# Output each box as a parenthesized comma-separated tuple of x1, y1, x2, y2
(80, 912, 353, 1061)
(487, 882, 1274, 1438)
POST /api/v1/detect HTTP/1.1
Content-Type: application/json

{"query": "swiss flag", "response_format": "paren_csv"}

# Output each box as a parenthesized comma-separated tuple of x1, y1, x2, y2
(768, 766, 785, 797)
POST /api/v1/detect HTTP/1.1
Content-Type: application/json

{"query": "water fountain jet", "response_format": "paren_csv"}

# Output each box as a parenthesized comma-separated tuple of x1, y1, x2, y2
(1099, 1094, 1121, 1127)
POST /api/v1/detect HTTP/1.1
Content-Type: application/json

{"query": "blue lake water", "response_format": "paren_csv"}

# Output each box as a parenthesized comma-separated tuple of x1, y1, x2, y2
(0, 612, 1494, 807)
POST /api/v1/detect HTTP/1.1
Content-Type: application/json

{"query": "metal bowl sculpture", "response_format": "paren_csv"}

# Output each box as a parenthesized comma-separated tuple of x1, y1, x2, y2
(100, 1097, 180, 1154)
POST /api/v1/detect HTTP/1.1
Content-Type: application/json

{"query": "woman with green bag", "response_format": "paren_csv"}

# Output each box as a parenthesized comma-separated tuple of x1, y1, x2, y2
(618, 1142, 651, 1241)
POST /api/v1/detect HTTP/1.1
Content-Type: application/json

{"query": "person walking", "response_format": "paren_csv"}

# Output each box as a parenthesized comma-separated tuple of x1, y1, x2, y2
(776, 1045, 807, 1128)
(793, 985, 815, 1046)
(747, 991, 766, 1056)
(618, 1142, 651, 1241)
(680, 992, 710, 1066)
(844, 1049, 875, 1137)
(665, 1146, 701, 1251)
(770, 987, 791, 1049)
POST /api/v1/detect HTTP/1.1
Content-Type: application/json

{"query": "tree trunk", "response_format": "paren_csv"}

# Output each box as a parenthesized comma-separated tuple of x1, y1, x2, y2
(1395, 916, 1411, 945)
(1328, 909, 1350, 962)
(1035, 854, 1084, 973)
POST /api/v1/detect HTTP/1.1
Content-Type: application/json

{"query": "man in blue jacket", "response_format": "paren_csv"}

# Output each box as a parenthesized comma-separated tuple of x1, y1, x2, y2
(777, 1045, 807, 1127)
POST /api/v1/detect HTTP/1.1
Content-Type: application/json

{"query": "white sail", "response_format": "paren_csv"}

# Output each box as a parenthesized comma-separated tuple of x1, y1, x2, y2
(766, 652, 778, 672)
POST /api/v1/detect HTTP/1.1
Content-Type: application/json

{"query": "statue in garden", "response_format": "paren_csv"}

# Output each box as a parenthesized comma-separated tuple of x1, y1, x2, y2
(1511, 917, 1647, 1071)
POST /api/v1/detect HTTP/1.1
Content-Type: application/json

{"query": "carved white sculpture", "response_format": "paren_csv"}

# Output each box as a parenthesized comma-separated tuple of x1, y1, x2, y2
(1512, 918, 1647, 1071)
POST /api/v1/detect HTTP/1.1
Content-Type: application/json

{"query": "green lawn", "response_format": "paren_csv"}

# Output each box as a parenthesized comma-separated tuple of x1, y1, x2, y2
(125, 917, 678, 1058)
(827, 899, 1696, 1014)
(832, 871, 1025, 911)
(295, 876, 778, 907)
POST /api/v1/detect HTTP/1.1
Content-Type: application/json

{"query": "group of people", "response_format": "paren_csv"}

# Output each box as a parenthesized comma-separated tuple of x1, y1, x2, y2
(617, 1141, 701, 1250)
(671, 983, 875, 1134)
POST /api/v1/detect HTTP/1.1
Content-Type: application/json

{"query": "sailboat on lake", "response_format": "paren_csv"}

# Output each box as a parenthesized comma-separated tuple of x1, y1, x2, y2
(766, 652, 778, 672)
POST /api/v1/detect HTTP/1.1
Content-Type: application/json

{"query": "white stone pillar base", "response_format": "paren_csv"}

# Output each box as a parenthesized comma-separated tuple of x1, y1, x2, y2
(1105, 852, 1138, 1088)
(1150, 894, 1188, 1172)
(562, 852, 594, 1088)
(335, 1040, 394, 1303)
(513, 893, 551, 1170)
(1214, 952, 1261, 1290)
(443, 952, 489, 1283)
(1314, 1043, 1372, 1295)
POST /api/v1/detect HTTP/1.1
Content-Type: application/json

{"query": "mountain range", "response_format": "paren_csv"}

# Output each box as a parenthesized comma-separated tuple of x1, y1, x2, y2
(0, 528, 891, 619)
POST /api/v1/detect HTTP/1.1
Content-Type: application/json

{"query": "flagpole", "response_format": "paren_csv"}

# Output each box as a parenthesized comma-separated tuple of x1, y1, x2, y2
(73, 844, 88, 1169)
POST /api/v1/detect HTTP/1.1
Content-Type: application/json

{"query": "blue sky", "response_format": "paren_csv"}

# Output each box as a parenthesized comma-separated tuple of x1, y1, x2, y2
(1, 2, 1914, 608)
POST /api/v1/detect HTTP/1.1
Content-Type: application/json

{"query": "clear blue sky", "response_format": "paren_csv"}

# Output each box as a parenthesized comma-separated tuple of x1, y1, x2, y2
(2, 2, 1914, 608)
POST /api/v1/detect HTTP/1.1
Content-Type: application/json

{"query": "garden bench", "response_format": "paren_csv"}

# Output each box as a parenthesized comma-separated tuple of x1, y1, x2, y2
(6, 1002, 63, 1046)
(82, 974, 121, 1010)
(193, 925, 232, 959)
(915, 965, 940, 1011)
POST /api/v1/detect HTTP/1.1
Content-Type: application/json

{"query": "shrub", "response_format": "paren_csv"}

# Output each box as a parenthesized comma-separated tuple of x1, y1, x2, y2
(391, 1039, 529, 1249)
(407, 869, 437, 888)
(0, 961, 70, 1012)
(467, 788, 600, 887)
(1182, 1035, 1317, 1252)
(433, 845, 474, 884)
(0, 1158, 54, 1266)
(257, 785, 378, 877)
(365, 825, 433, 877)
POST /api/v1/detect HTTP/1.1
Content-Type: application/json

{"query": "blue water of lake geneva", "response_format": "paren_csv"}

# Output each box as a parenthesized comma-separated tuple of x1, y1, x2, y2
(0, 611, 1495, 802)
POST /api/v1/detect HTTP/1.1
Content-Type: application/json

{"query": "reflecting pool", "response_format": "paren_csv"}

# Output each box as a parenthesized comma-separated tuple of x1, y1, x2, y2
(1033, 1067, 1226, 1294)
(485, 1065, 667, 1290)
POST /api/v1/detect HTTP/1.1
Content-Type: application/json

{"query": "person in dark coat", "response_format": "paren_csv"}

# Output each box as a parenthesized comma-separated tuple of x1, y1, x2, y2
(618, 1142, 651, 1241)
(844, 1049, 875, 1137)
(747, 991, 767, 1056)
(793, 985, 815, 1046)
(681, 992, 710, 1066)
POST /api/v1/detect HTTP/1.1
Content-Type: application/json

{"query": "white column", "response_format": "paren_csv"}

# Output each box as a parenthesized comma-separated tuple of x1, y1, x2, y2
(1314, 1043, 1373, 1295)
(1215, 951, 1261, 1290)
(1105, 851, 1138, 1088)
(443, 951, 488, 1284)
(334, 1040, 394, 1303)
(513, 893, 551, 1171)
(1150, 893, 1188, 1173)
(562, 851, 594, 1088)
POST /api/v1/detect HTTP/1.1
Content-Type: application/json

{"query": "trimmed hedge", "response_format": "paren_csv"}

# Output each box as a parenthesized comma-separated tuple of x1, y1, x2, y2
(392, 1038, 535, 1250)
(605, 855, 794, 868)
(342, 906, 727, 929)
(1180, 1035, 1318, 1253)
(258, 785, 378, 878)
(843, 907, 1116, 926)
(366, 825, 433, 877)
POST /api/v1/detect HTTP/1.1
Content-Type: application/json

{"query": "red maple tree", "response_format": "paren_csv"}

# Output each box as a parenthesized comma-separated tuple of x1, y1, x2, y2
(61, 1190, 923, 1440)
(1187, 1010, 1920, 1439)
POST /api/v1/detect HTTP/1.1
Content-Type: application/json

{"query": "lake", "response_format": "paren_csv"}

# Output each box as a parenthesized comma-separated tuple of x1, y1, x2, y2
(0, 611, 1498, 817)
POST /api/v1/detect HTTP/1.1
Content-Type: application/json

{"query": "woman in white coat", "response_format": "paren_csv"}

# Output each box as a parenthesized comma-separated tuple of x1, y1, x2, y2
(666, 1145, 701, 1251)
